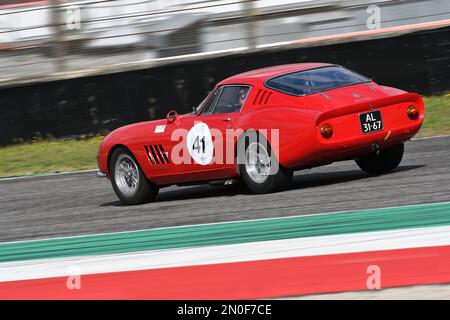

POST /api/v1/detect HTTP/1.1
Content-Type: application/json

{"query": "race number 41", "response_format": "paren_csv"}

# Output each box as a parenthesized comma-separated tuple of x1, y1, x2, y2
(187, 122, 214, 165)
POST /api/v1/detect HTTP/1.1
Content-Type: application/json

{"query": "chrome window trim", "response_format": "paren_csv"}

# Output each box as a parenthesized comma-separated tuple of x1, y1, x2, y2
(198, 86, 223, 115)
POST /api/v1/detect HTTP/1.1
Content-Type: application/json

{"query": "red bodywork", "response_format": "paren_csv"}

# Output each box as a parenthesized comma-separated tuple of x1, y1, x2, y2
(97, 63, 424, 186)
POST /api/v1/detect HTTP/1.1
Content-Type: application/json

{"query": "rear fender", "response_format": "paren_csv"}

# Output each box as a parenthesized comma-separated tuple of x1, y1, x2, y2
(236, 106, 320, 168)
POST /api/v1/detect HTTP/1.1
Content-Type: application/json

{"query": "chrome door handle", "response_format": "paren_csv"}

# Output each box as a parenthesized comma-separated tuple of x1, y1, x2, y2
(223, 117, 232, 122)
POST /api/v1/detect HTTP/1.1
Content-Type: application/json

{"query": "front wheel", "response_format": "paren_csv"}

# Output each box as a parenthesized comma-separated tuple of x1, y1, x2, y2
(238, 133, 293, 194)
(110, 148, 159, 205)
(355, 143, 404, 175)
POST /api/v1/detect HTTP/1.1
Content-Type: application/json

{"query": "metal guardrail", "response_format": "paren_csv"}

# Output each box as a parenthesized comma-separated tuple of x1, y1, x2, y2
(0, 0, 449, 87)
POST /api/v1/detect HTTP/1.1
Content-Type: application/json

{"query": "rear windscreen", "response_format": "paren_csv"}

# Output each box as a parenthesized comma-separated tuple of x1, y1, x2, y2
(265, 66, 370, 96)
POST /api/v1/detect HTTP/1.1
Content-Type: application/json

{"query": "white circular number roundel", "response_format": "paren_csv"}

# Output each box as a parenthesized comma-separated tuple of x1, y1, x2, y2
(187, 122, 214, 165)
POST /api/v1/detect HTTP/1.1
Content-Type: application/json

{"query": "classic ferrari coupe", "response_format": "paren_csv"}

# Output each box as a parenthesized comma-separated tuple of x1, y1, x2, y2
(97, 63, 424, 204)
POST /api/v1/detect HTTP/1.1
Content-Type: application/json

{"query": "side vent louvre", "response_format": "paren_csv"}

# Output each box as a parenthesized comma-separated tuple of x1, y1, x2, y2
(252, 89, 272, 105)
(144, 145, 169, 165)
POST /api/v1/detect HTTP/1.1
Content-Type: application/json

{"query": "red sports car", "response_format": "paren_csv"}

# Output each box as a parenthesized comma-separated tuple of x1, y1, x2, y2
(97, 63, 424, 205)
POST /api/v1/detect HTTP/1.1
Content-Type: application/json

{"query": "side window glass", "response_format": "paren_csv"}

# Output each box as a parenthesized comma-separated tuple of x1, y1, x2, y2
(212, 86, 250, 114)
(201, 88, 221, 115)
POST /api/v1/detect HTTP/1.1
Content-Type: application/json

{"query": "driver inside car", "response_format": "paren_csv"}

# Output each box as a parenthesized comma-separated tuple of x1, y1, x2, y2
(213, 86, 249, 114)
(227, 86, 249, 113)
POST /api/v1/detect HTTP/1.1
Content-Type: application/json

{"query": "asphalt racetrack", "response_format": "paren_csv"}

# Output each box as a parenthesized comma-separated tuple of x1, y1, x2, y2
(1, 136, 449, 243)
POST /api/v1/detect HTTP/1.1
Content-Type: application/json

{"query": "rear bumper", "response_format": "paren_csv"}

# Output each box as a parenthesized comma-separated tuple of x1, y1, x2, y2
(314, 95, 424, 163)
(315, 122, 421, 163)
(321, 132, 411, 162)
(285, 114, 422, 169)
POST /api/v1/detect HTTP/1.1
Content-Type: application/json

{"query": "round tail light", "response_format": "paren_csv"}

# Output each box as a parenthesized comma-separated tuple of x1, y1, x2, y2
(320, 124, 333, 139)
(407, 105, 419, 120)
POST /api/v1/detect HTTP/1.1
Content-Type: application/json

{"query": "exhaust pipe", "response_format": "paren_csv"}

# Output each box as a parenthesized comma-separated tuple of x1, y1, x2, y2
(371, 142, 380, 154)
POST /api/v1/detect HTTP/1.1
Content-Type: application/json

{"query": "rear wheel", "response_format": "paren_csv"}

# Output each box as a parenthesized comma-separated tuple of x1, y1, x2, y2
(238, 133, 293, 194)
(355, 143, 404, 175)
(110, 148, 159, 205)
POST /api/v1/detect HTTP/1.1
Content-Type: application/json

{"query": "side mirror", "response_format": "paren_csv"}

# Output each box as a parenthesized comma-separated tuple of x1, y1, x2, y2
(166, 109, 178, 123)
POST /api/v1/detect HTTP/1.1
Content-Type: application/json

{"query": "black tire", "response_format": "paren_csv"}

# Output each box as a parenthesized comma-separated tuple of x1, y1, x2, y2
(238, 133, 293, 194)
(355, 143, 404, 175)
(110, 147, 159, 205)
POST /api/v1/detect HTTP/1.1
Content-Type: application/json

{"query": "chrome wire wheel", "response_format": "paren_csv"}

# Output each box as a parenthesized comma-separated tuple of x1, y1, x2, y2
(114, 154, 140, 197)
(245, 141, 271, 184)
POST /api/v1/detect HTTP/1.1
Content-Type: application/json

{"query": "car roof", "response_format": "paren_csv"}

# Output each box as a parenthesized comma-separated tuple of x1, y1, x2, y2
(218, 63, 334, 86)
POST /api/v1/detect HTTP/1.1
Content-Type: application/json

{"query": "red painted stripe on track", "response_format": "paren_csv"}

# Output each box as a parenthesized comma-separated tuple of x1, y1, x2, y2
(1, 245, 450, 299)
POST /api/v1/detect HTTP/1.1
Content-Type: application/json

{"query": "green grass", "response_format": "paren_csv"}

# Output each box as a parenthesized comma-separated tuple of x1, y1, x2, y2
(419, 94, 450, 137)
(0, 136, 103, 178)
(0, 94, 448, 178)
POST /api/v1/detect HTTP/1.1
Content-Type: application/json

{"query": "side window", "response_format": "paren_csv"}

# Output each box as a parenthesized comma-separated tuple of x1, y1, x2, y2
(201, 88, 222, 115)
(212, 86, 250, 114)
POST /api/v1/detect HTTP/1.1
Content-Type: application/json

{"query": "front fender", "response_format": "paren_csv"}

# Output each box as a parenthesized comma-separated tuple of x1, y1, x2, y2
(96, 122, 153, 177)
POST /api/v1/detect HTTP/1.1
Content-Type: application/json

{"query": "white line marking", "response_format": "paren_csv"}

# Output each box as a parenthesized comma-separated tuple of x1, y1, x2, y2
(2, 225, 450, 282)
(1, 134, 447, 182)
(0, 169, 99, 181)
